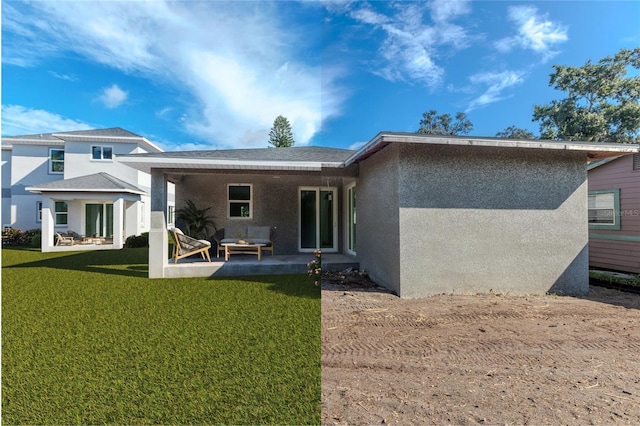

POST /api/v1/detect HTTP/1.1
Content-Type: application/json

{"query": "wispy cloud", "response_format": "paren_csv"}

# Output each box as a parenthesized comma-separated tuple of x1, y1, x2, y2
(466, 70, 525, 111)
(96, 84, 128, 109)
(495, 6, 568, 60)
(48, 71, 77, 82)
(339, 0, 472, 88)
(1, 105, 92, 136)
(2, 1, 344, 148)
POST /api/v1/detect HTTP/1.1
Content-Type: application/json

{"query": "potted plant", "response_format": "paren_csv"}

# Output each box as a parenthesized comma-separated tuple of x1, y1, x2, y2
(176, 200, 216, 239)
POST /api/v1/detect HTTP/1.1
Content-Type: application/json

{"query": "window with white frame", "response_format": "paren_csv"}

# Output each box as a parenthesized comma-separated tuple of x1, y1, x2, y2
(92, 145, 113, 160)
(49, 149, 64, 173)
(588, 189, 620, 230)
(36, 201, 42, 222)
(55, 201, 68, 225)
(228, 184, 252, 218)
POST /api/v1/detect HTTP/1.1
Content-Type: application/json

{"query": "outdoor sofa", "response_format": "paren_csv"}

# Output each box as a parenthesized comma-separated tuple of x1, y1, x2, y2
(213, 226, 275, 258)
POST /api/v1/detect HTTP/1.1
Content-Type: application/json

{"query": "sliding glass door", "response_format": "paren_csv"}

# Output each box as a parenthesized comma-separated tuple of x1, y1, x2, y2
(299, 187, 337, 252)
(85, 203, 113, 237)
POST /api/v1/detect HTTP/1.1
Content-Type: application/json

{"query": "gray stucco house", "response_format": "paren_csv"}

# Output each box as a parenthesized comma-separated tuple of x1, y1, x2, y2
(119, 132, 638, 298)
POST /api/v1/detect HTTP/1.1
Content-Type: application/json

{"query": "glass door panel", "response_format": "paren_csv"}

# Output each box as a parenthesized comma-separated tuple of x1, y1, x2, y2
(300, 190, 317, 249)
(86, 204, 103, 237)
(319, 190, 334, 249)
(299, 187, 337, 251)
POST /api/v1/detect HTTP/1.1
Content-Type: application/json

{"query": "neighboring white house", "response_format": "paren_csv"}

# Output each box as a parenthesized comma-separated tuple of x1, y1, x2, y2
(1, 127, 173, 252)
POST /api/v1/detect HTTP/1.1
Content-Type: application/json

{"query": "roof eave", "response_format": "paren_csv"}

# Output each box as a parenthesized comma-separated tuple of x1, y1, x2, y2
(344, 132, 640, 165)
(26, 187, 146, 195)
(117, 157, 345, 173)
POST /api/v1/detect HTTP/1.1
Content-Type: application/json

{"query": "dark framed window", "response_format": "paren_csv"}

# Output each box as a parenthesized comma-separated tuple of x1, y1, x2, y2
(228, 184, 252, 219)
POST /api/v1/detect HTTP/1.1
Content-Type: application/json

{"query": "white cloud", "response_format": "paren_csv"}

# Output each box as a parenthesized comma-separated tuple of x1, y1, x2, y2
(1, 105, 92, 136)
(495, 6, 568, 60)
(97, 84, 128, 109)
(466, 70, 525, 111)
(2, 1, 345, 148)
(348, 140, 367, 151)
(429, 0, 471, 23)
(342, 0, 472, 88)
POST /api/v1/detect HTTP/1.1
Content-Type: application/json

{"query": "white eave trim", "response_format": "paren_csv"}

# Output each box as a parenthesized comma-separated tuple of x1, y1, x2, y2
(117, 156, 344, 172)
(2, 138, 64, 146)
(26, 187, 146, 196)
(343, 132, 640, 166)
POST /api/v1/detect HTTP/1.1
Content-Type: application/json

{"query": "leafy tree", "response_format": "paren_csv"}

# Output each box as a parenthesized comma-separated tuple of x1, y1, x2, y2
(176, 200, 216, 239)
(495, 125, 535, 139)
(533, 47, 640, 142)
(268, 115, 295, 147)
(418, 110, 473, 135)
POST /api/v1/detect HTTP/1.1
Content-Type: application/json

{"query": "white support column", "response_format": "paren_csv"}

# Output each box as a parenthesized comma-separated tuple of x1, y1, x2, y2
(113, 198, 124, 249)
(41, 196, 55, 252)
(149, 170, 168, 278)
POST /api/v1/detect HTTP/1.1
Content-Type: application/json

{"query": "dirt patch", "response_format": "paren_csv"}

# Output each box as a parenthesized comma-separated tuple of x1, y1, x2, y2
(322, 273, 640, 425)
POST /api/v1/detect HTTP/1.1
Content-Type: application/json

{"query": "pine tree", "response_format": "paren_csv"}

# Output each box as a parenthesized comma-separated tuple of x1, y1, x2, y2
(268, 115, 295, 148)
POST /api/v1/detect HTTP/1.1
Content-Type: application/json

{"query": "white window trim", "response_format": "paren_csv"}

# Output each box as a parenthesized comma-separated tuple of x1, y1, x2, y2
(49, 148, 64, 174)
(91, 145, 114, 161)
(227, 183, 253, 219)
(588, 189, 620, 231)
(345, 182, 356, 256)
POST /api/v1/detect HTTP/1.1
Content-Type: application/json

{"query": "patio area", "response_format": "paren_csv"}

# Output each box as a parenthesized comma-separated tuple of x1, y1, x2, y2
(164, 253, 359, 279)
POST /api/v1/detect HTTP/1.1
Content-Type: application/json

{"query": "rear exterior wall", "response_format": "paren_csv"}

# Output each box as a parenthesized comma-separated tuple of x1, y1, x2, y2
(356, 145, 401, 295)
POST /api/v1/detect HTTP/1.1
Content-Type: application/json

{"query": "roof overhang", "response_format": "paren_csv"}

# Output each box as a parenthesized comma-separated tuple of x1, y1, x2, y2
(344, 132, 640, 166)
(117, 156, 345, 174)
(26, 187, 146, 196)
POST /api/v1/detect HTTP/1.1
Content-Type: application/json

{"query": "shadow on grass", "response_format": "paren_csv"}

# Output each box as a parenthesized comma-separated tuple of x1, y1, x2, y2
(2, 247, 149, 278)
(208, 274, 321, 300)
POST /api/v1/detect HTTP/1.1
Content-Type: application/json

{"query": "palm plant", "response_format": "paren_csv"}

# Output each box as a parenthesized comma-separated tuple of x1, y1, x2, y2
(176, 200, 216, 239)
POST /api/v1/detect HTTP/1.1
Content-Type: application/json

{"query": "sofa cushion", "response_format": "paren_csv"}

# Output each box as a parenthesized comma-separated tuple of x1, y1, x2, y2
(220, 238, 241, 244)
(250, 238, 272, 245)
(225, 226, 247, 239)
(247, 226, 270, 240)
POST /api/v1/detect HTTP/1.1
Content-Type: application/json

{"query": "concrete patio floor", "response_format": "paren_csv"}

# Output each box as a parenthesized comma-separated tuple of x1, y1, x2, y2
(163, 253, 359, 278)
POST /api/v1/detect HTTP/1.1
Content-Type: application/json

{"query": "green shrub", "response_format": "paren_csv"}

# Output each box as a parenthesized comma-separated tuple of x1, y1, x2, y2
(124, 234, 149, 248)
(2, 228, 41, 246)
(30, 234, 41, 248)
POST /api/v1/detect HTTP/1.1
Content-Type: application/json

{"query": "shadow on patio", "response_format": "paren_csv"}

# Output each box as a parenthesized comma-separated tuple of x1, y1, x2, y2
(165, 253, 359, 279)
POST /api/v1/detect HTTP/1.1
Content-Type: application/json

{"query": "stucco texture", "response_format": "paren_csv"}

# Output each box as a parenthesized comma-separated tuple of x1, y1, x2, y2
(358, 143, 589, 298)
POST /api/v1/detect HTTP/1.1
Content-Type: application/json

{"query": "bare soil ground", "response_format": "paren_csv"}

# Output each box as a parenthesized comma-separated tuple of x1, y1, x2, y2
(321, 272, 640, 425)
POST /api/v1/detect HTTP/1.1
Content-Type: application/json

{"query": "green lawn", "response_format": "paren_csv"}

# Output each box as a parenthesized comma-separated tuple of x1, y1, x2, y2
(2, 247, 320, 425)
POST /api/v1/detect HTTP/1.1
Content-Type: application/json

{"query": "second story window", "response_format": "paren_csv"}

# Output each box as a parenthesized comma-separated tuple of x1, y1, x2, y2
(92, 145, 113, 160)
(49, 148, 64, 173)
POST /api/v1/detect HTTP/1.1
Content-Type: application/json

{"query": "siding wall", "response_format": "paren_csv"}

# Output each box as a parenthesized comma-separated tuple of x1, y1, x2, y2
(588, 155, 640, 273)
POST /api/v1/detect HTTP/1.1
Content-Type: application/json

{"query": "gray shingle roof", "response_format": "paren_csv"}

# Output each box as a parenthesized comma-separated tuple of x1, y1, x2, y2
(125, 146, 355, 163)
(3, 127, 141, 140)
(53, 127, 142, 138)
(26, 172, 145, 194)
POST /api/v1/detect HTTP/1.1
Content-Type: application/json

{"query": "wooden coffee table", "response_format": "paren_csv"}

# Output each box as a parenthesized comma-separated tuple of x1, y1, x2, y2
(222, 243, 267, 261)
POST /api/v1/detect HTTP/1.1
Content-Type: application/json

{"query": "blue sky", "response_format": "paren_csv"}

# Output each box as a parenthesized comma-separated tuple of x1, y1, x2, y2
(2, 1, 639, 151)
